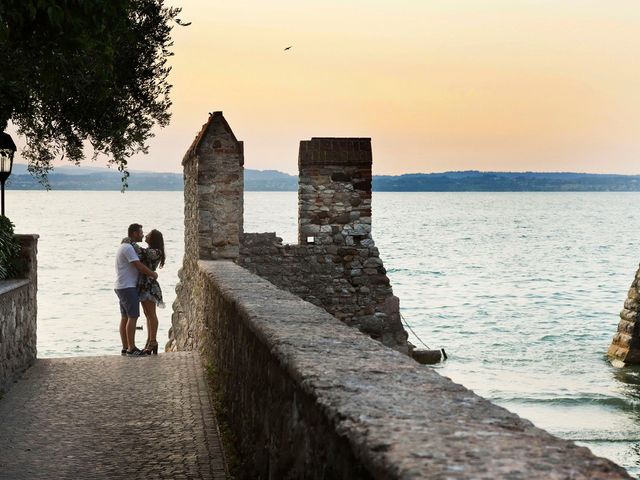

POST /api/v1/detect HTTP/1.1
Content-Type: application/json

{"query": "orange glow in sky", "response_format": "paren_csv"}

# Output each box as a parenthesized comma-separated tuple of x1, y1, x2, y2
(13, 1, 640, 174)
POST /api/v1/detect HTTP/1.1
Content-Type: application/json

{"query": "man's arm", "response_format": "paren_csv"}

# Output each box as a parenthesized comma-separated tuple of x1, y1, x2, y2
(132, 260, 158, 280)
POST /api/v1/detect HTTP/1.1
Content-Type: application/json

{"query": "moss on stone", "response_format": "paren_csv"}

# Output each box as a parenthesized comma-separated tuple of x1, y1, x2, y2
(203, 359, 240, 479)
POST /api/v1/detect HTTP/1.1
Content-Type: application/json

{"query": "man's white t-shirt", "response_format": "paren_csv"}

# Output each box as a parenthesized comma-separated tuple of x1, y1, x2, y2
(115, 243, 140, 289)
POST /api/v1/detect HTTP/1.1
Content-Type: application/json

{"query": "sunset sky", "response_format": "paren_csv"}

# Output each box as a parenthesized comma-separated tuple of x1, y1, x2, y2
(12, 1, 640, 175)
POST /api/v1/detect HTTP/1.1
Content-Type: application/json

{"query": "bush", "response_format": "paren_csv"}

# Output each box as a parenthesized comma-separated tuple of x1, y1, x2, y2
(0, 216, 21, 279)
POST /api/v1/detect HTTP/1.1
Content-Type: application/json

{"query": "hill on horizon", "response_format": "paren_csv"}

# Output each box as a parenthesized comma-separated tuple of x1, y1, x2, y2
(6, 164, 640, 191)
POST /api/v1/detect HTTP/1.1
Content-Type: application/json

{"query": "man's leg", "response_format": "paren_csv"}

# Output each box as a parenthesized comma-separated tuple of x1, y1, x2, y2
(116, 289, 129, 354)
(118, 287, 141, 353)
(119, 316, 128, 350)
(126, 316, 139, 351)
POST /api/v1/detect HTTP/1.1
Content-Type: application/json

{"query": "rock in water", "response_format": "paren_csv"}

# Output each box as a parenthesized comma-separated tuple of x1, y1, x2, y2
(412, 349, 442, 365)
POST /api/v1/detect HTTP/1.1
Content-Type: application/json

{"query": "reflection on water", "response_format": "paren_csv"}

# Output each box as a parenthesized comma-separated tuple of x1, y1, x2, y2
(613, 365, 640, 391)
(10, 190, 640, 476)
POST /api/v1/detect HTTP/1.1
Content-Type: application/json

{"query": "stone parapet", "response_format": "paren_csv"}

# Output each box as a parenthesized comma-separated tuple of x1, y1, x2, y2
(0, 234, 38, 393)
(190, 259, 630, 479)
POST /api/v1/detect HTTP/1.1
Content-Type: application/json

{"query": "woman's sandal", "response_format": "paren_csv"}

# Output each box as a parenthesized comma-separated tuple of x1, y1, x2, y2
(142, 341, 159, 355)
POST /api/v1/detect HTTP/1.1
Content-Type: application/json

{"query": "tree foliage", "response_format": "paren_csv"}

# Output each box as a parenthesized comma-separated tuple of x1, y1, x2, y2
(0, 0, 184, 187)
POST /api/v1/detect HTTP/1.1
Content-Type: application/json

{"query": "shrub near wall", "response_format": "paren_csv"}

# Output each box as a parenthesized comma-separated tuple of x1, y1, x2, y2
(0, 216, 21, 279)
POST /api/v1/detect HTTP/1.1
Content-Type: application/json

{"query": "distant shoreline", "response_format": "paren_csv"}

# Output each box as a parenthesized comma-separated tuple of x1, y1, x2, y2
(7, 165, 640, 192)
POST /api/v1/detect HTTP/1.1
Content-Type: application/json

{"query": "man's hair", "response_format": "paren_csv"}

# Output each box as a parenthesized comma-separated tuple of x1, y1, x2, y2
(128, 223, 143, 237)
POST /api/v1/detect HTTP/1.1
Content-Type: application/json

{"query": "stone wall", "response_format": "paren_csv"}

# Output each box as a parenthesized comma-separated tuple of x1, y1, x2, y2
(238, 232, 408, 352)
(238, 137, 408, 353)
(193, 259, 629, 479)
(609, 264, 640, 363)
(169, 116, 407, 354)
(0, 234, 38, 393)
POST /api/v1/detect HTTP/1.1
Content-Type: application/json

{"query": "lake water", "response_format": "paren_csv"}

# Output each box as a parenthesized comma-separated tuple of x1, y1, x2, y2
(9, 190, 640, 476)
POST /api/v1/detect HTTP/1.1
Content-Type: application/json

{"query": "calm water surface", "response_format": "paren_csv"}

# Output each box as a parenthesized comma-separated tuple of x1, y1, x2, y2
(10, 191, 640, 476)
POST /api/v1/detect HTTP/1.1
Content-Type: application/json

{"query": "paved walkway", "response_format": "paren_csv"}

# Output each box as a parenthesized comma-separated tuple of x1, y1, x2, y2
(0, 352, 228, 479)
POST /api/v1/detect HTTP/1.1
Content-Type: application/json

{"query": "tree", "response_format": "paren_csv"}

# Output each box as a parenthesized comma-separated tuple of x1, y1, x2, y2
(0, 0, 185, 188)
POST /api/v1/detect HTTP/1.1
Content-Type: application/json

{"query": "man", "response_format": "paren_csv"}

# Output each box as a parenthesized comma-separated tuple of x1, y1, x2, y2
(115, 223, 158, 356)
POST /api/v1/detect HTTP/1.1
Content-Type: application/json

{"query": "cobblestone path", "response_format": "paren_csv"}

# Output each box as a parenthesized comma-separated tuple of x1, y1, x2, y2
(0, 352, 227, 479)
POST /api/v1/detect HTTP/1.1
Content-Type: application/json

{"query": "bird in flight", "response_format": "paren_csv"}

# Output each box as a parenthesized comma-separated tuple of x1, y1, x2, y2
(284, 46, 292, 51)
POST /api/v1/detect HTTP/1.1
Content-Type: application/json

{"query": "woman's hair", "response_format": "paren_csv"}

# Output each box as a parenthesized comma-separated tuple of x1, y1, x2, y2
(147, 229, 166, 267)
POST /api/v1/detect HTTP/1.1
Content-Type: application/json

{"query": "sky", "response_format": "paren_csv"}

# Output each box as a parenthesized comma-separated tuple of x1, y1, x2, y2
(10, 1, 640, 175)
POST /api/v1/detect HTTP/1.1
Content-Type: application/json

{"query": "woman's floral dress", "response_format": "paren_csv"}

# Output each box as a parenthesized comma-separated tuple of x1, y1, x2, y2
(138, 247, 164, 308)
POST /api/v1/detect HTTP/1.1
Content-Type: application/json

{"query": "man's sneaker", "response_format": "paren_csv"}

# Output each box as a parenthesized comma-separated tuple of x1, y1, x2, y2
(126, 347, 146, 357)
(121, 349, 127, 356)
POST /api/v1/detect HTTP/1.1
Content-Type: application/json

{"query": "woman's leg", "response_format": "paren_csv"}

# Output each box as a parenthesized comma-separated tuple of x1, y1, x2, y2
(141, 301, 151, 347)
(141, 300, 158, 345)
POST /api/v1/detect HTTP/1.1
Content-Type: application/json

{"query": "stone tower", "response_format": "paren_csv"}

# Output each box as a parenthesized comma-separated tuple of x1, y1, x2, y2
(298, 138, 372, 246)
(169, 111, 244, 351)
(295, 137, 408, 351)
(182, 111, 243, 262)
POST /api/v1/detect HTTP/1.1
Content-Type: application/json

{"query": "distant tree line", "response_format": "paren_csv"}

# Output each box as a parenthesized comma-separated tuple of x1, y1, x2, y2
(7, 168, 640, 192)
(372, 171, 640, 192)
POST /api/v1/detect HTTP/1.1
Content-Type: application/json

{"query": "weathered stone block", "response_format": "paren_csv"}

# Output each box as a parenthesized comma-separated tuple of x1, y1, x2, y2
(333, 213, 351, 223)
(360, 238, 375, 248)
(364, 257, 384, 268)
(620, 309, 638, 321)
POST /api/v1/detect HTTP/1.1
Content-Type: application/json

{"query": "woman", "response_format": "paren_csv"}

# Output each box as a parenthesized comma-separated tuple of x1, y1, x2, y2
(138, 229, 165, 355)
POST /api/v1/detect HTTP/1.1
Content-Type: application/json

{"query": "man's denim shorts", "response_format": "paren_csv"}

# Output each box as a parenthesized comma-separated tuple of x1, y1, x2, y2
(115, 287, 140, 318)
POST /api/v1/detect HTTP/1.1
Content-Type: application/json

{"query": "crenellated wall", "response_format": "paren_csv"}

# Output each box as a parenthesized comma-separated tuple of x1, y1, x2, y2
(169, 113, 631, 478)
(238, 232, 407, 351)
(0, 234, 38, 393)
(238, 137, 407, 352)
(170, 114, 408, 353)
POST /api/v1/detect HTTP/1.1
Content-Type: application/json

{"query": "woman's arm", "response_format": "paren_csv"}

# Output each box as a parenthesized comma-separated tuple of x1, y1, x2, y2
(132, 260, 158, 279)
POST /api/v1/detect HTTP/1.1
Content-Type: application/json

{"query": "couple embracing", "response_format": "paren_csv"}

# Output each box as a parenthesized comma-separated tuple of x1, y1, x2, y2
(114, 223, 166, 357)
